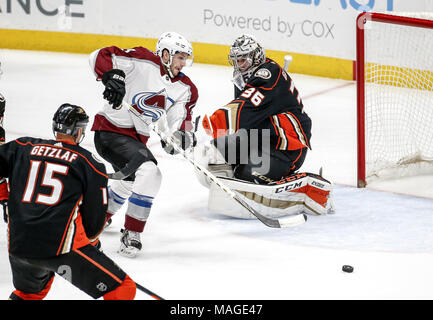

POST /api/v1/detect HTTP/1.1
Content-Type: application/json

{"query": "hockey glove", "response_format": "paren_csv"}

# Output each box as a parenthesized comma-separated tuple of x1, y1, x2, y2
(101, 69, 126, 110)
(0, 178, 9, 223)
(161, 130, 197, 155)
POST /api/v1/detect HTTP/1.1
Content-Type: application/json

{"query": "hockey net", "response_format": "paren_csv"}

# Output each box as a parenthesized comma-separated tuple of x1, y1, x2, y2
(356, 12, 433, 187)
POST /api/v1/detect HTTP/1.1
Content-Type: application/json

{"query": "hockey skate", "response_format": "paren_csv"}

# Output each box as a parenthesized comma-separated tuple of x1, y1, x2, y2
(118, 229, 142, 258)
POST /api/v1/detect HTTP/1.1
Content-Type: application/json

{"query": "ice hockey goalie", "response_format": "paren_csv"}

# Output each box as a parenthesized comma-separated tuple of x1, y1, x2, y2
(193, 34, 334, 219)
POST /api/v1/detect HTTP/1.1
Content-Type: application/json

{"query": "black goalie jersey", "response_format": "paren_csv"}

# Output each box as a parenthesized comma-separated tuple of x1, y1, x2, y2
(204, 58, 312, 151)
(0, 137, 108, 258)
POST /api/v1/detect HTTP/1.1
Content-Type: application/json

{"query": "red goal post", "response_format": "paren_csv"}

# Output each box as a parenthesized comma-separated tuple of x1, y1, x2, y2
(356, 12, 433, 187)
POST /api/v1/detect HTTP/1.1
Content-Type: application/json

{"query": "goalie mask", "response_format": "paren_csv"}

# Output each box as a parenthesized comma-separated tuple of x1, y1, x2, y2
(228, 34, 266, 90)
(52, 103, 89, 144)
(156, 32, 193, 78)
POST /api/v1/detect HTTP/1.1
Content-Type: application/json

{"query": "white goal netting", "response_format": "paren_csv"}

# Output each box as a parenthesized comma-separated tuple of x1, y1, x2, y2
(363, 12, 433, 183)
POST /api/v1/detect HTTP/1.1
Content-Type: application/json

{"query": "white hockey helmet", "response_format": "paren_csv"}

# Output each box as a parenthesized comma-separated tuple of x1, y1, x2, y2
(156, 32, 193, 77)
(228, 34, 266, 89)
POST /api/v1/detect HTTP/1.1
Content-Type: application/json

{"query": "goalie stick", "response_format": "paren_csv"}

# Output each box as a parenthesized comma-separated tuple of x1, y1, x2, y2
(120, 101, 306, 228)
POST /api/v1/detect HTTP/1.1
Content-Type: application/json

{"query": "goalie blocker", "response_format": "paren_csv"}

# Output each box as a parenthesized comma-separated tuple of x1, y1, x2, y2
(202, 171, 334, 219)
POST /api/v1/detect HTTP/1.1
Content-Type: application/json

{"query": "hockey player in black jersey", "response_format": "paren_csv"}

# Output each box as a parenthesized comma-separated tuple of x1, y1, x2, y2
(197, 35, 333, 218)
(0, 103, 136, 300)
(203, 34, 312, 184)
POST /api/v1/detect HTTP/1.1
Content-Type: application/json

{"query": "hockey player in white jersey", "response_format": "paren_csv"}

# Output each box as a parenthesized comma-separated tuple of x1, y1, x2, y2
(90, 32, 198, 257)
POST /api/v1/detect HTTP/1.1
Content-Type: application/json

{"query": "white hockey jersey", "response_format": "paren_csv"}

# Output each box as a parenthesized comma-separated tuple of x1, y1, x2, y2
(89, 46, 198, 145)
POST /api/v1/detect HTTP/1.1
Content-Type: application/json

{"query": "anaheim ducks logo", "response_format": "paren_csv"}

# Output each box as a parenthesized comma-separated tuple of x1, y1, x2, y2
(255, 68, 271, 79)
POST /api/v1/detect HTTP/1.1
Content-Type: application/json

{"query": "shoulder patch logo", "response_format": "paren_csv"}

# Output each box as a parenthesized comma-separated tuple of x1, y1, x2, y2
(255, 68, 271, 80)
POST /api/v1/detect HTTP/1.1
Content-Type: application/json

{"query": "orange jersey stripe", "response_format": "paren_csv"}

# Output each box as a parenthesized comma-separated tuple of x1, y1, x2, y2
(56, 196, 82, 256)
(234, 100, 245, 132)
(285, 112, 310, 149)
(276, 113, 310, 150)
(73, 248, 123, 284)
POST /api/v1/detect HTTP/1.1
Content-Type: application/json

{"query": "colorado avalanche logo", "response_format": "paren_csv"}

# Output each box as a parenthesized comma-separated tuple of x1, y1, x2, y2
(132, 89, 172, 121)
(134, 89, 167, 109)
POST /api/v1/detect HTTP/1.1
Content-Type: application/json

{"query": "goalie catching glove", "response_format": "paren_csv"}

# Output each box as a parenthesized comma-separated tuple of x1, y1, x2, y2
(161, 130, 197, 155)
(101, 69, 126, 110)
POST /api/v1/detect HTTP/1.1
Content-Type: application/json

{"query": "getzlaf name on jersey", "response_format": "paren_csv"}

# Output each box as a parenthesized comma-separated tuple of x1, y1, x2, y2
(207, 58, 312, 152)
(89, 46, 199, 145)
(0, 137, 108, 258)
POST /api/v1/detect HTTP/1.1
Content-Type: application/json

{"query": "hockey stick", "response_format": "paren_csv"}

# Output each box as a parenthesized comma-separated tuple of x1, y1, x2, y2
(135, 281, 164, 300)
(283, 54, 293, 72)
(124, 101, 306, 228)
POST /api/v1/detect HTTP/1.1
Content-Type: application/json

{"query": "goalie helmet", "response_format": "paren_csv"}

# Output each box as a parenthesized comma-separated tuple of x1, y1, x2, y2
(52, 103, 89, 143)
(156, 31, 193, 77)
(228, 34, 266, 89)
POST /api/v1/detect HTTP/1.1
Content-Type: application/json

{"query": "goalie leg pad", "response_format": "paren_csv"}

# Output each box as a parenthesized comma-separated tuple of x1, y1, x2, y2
(207, 172, 334, 219)
(273, 172, 333, 215)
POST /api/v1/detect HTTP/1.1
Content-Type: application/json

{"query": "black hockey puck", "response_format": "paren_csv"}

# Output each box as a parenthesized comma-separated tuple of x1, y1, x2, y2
(342, 265, 354, 273)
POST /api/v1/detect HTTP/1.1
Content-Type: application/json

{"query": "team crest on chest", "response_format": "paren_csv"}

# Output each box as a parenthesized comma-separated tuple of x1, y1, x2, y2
(133, 89, 168, 110)
(255, 68, 272, 79)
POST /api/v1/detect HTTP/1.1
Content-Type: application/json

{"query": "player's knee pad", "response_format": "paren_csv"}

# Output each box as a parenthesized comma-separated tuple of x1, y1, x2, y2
(132, 161, 162, 196)
(103, 275, 136, 300)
